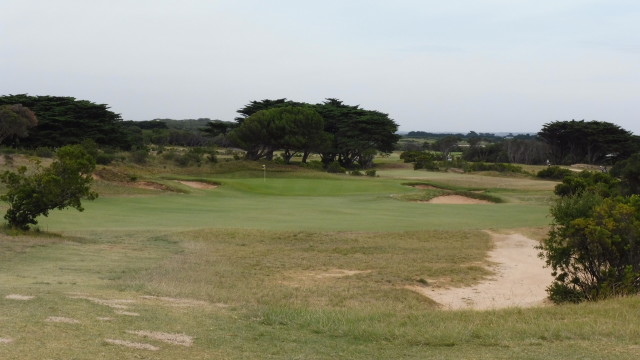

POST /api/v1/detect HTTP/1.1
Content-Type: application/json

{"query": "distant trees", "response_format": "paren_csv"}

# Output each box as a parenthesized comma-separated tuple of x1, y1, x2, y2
(0, 104, 38, 144)
(229, 98, 399, 168)
(538, 120, 639, 165)
(0, 94, 136, 149)
(0, 145, 98, 230)
(313, 99, 399, 168)
(230, 106, 328, 163)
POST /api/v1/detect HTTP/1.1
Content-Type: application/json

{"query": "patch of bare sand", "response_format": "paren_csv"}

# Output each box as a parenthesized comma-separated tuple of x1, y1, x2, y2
(425, 195, 492, 204)
(176, 180, 218, 190)
(69, 295, 135, 309)
(104, 339, 159, 351)
(45, 316, 80, 324)
(127, 330, 193, 347)
(281, 269, 371, 287)
(114, 310, 140, 317)
(0, 337, 14, 344)
(409, 231, 553, 310)
(5, 294, 35, 300)
(139, 295, 213, 307)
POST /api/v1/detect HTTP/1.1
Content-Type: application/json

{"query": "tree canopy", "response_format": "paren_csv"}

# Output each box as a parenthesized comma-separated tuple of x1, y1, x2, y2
(230, 106, 328, 163)
(230, 98, 399, 168)
(314, 99, 400, 168)
(0, 94, 135, 149)
(0, 145, 98, 230)
(0, 104, 38, 144)
(538, 120, 638, 165)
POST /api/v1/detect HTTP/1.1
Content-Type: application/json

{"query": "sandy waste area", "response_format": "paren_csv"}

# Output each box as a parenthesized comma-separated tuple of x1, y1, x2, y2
(410, 231, 553, 310)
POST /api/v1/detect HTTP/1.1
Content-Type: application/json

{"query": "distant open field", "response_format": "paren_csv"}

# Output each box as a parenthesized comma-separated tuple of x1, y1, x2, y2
(2, 156, 639, 359)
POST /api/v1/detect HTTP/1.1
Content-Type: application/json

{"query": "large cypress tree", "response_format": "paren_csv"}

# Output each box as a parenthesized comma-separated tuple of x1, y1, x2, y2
(0, 94, 135, 149)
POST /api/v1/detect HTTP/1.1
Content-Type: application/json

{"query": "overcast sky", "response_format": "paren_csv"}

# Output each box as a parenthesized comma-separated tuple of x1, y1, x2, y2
(2, 0, 639, 133)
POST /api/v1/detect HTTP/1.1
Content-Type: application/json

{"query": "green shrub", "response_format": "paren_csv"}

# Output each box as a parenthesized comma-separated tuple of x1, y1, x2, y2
(34, 147, 54, 158)
(350, 170, 363, 176)
(130, 149, 149, 164)
(365, 169, 377, 177)
(537, 166, 573, 180)
(0, 145, 97, 230)
(326, 161, 346, 174)
(95, 153, 116, 165)
(413, 153, 441, 171)
(464, 162, 525, 174)
(299, 160, 324, 171)
(539, 194, 640, 303)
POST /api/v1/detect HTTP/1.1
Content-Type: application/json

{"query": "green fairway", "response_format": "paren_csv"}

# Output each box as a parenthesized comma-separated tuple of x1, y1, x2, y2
(39, 177, 550, 232)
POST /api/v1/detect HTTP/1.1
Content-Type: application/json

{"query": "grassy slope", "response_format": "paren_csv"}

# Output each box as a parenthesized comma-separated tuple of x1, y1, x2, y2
(2, 159, 638, 359)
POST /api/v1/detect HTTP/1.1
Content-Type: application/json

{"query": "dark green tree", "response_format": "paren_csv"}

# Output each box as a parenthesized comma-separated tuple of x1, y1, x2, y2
(0, 94, 135, 149)
(234, 98, 304, 124)
(314, 99, 399, 168)
(230, 106, 328, 163)
(433, 135, 461, 159)
(538, 120, 638, 165)
(0, 145, 98, 230)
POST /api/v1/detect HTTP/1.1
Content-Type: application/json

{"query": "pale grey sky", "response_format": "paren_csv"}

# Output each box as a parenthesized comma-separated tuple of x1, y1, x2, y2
(2, 0, 639, 133)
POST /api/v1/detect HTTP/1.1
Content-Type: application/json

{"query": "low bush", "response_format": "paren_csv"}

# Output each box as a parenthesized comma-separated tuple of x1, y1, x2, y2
(537, 166, 573, 180)
(464, 162, 525, 174)
(326, 161, 346, 174)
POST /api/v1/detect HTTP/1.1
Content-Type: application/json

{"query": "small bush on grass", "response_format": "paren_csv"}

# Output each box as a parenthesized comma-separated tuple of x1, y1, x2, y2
(130, 148, 149, 164)
(463, 162, 526, 174)
(326, 161, 346, 174)
(365, 169, 377, 177)
(34, 147, 54, 158)
(0, 145, 97, 230)
(537, 166, 573, 180)
(299, 160, 324, 171)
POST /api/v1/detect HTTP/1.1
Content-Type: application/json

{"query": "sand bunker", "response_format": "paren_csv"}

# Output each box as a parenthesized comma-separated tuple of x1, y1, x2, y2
(127, 330, 193, 347)
(46, 316, 80, 324)
(409, 232, 553, 310)
(176, 180, 218, 190)
(105, 339, 159, 351)
(5, 294, 35, 300)
(426, 195, 492, 204)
